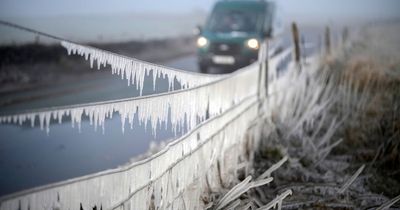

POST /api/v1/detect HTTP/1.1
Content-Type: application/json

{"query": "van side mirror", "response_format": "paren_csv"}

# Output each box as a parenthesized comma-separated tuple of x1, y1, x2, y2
(194, 25, 202, 36)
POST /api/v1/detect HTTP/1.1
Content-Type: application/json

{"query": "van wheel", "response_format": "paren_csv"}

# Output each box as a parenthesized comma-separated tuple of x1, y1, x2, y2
(199, 64, 208, 73)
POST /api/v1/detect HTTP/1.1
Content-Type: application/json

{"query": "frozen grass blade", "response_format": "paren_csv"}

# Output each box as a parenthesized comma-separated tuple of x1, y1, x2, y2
(256, 189, 292, 210)
(216, 177, 273, 210)
(222, 199, 241, 210)
(257, 156, 288, 180)
(216, 176, 252, 209)
(239, 201, 254, 210)
(338, 164, 365, 194)
(377, 194, 400, 210)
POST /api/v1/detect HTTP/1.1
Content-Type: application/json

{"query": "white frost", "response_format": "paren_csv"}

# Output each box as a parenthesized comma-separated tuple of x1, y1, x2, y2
(0, 92, 259, 210)
(60, 41, 223, 94)
(0, 63, 259, 134)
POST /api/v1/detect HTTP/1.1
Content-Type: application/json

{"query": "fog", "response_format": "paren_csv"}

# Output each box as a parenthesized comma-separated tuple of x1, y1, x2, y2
(0, 0, 399, 44)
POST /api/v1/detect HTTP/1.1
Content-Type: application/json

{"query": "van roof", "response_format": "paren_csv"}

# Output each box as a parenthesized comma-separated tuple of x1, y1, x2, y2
(214, 0, 270, 12)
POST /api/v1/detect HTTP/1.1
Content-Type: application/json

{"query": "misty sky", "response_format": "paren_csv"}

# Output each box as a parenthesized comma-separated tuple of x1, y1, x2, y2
(0, 0, 399, 43)
(0, 0, 399, 19)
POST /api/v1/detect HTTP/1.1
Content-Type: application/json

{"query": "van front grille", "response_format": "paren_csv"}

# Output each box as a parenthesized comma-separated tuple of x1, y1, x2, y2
(209, 43, 241, 55)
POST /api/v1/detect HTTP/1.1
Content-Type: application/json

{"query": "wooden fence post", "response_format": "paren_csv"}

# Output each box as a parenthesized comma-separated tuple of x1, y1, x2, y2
(34, 34, 40, 44)
(257, 39, 268, 113)
(291, 22, 300, 64)
(342, 26, 349, 46)
(264, 40, 269, 98)
(325, 26, 331, 56)
(301, 36, 307, 64)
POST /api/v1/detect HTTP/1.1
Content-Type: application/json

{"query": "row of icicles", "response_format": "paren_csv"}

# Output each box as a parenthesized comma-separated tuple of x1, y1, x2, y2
(0, 40, 259, 135)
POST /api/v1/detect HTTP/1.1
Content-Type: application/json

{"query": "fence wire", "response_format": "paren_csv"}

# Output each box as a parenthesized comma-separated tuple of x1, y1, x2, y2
(0, 19, 303, 210)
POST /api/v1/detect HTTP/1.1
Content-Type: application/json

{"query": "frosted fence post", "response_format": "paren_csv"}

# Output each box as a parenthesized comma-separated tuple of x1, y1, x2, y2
(34, 33, 40, 44)
(342, 26, 349, 47)
(291, 22, 301, 66)
(256, 38, 268, 111)
(264, 39, 269, 99)
(257, 40, 263, 107)
(325, 26, 331, 56)
(301, 35, 307, 65)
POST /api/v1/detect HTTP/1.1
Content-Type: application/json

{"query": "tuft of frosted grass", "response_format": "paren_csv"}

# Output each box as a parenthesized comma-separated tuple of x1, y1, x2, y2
(211, 152, 291, 210)
(262, 44, 380, 165)
(216, 176, 274, 210)
(266, 59, 341, 162)
(254, 23, 400, 209)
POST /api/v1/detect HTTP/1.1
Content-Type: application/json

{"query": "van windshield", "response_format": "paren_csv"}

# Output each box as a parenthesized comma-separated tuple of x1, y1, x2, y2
(207, 9, 262, 33)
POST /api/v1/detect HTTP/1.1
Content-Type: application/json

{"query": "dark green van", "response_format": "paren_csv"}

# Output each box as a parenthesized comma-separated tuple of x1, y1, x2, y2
(196, 0, 282, 73)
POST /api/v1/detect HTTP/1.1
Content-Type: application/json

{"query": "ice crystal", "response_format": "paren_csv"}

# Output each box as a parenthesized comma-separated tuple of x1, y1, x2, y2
(0, 63, 259, 135)
(61, 41, 223, 94)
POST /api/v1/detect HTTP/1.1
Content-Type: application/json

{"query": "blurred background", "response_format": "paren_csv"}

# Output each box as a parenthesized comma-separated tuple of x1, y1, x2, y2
(1, 0, 399, 44)
(0, 0, 399, 197)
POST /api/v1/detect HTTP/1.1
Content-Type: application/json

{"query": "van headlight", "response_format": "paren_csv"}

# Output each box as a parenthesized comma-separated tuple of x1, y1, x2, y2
(246, 38, 259, 49)
(197, 37, 208, 47)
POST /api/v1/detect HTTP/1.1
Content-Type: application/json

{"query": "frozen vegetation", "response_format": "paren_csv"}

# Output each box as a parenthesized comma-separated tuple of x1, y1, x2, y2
(246, 23, 400, 209)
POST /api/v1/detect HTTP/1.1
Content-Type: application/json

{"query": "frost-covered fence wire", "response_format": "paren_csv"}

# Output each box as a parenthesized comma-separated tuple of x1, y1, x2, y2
(0, 20, 304, 210)
(0, 37, 265, 210)
(0, 95, 259, 210)
(0, 43, 296, 210)
(0, 20, 224, 95)
(0, 63, 258, 134)
(60, 41, 225, 95)
(0, 41, 294, 210)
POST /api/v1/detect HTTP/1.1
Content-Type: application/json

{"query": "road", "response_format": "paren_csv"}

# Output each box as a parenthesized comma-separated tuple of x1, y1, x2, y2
(0, 26, 327, 196)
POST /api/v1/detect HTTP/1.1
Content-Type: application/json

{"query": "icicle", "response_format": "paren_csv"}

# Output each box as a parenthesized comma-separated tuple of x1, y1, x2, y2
(0, 94, 259, 210)
(60, 41, 223, 95)
(0, 63, 259, 135)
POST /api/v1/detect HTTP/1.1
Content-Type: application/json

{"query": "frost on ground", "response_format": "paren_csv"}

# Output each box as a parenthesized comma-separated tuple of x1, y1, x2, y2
(250, 24, 400, 209)
(198, 23, 400, 210)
